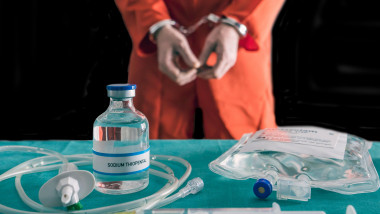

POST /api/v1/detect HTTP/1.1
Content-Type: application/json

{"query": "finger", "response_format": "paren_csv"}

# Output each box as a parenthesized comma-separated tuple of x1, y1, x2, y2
(177, 69, 198, 86)
(158, 50, 182, 82)
(181, 73, 197, 85)
(198, 70, 217, 79)
(164, 60, 197, 85)
(178, 68, 197, 81)
(198, 48, 230, 79)
(212, 44, 235, 79)
(197, 67, 216, 79)
(211, 57, 230, 79)
(175, 39, 200, 69)
(198, 39, 215, 66)
(197, 65, 212, 74)
(166, 60, 185, 83)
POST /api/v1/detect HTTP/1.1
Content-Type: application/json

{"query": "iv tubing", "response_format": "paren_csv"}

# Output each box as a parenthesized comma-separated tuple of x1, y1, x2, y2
(135, 155, 193, 211)
(2, 157, 186, 213)
(0, 147, 193, 214)
(16, 167, 179, 214)
(149, 191, 185, 209)
(0, 146, 69, 180)
(13, 156, 179, 213)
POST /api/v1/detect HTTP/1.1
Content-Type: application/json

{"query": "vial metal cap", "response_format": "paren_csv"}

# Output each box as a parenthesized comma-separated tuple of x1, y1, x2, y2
(106, 84, 136, 98)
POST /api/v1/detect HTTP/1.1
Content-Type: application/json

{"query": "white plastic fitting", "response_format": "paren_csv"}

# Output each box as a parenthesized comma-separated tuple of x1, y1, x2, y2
(39, 163, 95, 208)
(345, 205, 357, 214)
(178, 177, 204, 198)
(56, 176, 80, 206)
(276, 175, 311, 201)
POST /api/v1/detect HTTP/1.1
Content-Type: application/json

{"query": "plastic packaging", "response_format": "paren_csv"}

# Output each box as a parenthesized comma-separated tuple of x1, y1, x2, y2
(93, 83, 150, 194)
(209, 127, 380, 201)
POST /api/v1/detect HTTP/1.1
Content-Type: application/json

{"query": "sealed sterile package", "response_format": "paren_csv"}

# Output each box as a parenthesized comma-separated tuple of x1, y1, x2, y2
(209, 126, 380, 200)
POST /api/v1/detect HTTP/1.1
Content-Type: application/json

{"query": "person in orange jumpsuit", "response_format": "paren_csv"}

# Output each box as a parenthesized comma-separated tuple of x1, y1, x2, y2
(115, 0, 285, 139)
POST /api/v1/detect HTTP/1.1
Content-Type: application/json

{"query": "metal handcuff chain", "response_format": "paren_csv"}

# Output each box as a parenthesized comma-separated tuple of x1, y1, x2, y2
(173, 13, 247, 37)
(175, 14, 220, 36)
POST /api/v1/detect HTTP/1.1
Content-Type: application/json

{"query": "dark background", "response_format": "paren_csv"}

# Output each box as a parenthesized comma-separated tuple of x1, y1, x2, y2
(1, 0, 380, 140)
(272, 0, 380, 140)
(0, 0, 131, 139)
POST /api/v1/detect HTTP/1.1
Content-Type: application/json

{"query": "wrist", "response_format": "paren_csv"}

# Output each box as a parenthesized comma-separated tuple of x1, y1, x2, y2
(220, 16, 247, 37)
(149, 19, 176, 43)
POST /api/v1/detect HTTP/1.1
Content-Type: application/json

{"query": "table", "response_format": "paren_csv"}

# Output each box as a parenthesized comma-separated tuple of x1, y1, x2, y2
(0, 140, 379, 213)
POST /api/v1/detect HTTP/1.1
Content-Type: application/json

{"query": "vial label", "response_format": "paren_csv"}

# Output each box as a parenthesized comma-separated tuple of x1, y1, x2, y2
(92, 142, 150, 175)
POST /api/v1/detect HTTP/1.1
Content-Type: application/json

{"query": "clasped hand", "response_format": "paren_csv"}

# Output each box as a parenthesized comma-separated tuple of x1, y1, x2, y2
(156, 23, 240, 85)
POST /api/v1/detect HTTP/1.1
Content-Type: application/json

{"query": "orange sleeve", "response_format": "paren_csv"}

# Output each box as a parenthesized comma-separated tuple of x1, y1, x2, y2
(222, 0, 284, 49)
(246, 0, 285, 45)
(221, 0, 262, 51)
(114, 0, 171, 57)
(221, 0, 263, 23)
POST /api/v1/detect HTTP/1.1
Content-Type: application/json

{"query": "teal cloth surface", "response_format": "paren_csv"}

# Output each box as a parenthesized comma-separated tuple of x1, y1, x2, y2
(0, 139, 380, 213)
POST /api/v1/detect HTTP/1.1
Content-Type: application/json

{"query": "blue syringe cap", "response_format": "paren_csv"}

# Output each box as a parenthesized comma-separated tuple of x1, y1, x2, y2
(253, 178, 273, 199)
(106, 84, 136, 98)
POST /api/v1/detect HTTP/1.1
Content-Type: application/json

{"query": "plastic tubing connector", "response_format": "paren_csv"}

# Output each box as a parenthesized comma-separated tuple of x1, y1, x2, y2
(146, 177, 204, 210)
(179, 177, 204, 198)
(253, 178, 273, 199)
(253, 170, 278, 199)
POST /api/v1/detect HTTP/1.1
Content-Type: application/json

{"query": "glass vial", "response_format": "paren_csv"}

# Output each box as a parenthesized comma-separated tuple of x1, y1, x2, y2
(93, 84, 149, 194)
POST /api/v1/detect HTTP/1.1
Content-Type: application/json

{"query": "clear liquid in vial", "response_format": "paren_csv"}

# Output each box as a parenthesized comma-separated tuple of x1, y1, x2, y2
(93, 107, 149, 195)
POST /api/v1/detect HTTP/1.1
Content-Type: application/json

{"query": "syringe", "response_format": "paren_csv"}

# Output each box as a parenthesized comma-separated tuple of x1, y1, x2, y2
(140, 202, 357, 214)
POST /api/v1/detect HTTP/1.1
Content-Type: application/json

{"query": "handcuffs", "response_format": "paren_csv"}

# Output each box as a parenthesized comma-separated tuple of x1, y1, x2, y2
(149, 14, 247, 42)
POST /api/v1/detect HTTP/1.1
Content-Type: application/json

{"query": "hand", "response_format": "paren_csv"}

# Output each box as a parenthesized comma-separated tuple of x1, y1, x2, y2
(156, 25, 200, 86)
(198, 24, 240, 79)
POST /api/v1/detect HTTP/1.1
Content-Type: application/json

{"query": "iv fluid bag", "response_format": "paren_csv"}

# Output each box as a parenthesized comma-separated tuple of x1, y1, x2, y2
(209, 126, 380, 195)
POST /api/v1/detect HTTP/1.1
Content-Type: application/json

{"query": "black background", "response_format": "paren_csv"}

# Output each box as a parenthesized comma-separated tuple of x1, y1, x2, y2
(1, 0, 380, 140)
(273, 0, 380, 140)
(0, 0, 131, 139)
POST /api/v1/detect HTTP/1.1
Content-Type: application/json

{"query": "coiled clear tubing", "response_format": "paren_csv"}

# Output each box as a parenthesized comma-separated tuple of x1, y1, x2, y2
(0, 146, 192, 214)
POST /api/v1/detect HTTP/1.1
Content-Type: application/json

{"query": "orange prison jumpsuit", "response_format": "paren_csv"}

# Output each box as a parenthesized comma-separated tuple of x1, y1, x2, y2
(115, 0, 285, 139)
